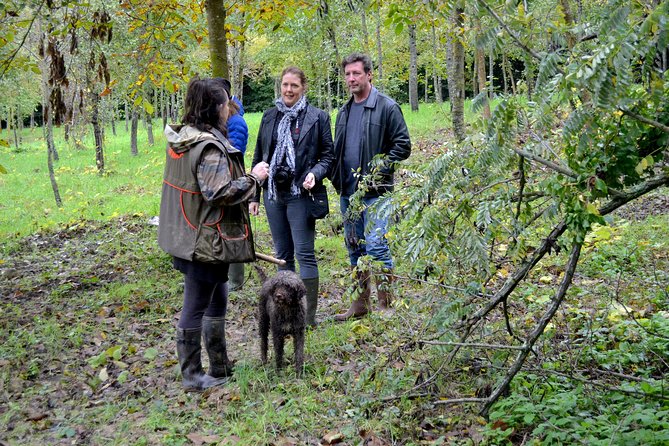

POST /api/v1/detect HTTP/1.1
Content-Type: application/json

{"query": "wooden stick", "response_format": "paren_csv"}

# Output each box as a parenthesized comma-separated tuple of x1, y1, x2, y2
(255, 252, 286, 266)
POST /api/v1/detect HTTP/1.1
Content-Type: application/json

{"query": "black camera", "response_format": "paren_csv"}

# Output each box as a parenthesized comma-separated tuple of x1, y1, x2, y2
(274, 165, 293, 186)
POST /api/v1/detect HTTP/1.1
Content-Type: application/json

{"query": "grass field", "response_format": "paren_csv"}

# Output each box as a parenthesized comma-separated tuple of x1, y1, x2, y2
(0, 102, 453, 238)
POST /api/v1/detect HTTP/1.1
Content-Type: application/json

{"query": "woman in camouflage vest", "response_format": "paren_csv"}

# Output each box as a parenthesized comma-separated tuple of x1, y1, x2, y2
(158, 78, 269, 392)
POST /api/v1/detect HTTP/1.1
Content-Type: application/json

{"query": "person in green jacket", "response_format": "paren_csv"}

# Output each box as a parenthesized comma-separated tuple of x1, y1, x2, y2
(158, 78, 268, 391)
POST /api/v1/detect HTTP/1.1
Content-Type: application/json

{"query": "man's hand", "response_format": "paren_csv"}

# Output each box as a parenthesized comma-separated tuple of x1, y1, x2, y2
(249, 202, 260, 216)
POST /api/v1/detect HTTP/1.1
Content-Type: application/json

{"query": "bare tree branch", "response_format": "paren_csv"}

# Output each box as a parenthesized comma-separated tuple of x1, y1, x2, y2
(481, 242, 583, 416)
(513, 147, 575, 178)
(451, 220, 568, 361)
(620, 109, 669, 134)
(434, 397, 488, 406)
(421, 340, 524, 351)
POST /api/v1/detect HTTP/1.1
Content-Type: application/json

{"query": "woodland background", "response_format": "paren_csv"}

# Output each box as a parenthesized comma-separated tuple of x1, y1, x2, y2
(1, 0, 668, 445)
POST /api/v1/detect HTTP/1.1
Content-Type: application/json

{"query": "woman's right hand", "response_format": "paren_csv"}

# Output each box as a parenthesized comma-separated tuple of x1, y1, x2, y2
(251, 161, 269, 182)
(249, 202, 260, 216)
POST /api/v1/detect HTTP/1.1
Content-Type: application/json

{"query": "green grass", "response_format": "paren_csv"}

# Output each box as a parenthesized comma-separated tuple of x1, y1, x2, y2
(0, 101, 458, 238)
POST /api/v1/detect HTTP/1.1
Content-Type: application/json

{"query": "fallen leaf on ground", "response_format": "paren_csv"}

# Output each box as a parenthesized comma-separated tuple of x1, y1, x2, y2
(321, 431, 344, 444)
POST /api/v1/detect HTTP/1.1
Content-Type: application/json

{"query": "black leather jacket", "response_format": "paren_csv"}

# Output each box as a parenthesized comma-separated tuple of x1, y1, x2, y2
(251, 103, 334, 202)
(330, 87, 411, 197)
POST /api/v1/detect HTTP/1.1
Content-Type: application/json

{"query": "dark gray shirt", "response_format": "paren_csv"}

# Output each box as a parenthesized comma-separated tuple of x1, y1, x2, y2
(343, 99, 366, 196)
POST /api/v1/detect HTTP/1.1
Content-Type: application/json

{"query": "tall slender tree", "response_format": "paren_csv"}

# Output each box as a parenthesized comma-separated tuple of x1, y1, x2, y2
(206, 0, 228, 78)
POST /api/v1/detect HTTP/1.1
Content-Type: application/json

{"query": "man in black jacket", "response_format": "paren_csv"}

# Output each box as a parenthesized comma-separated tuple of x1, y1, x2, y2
(330, 53, 411, 321)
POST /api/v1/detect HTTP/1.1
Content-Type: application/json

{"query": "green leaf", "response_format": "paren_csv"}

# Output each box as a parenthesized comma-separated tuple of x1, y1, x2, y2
(0, 164, 7, 174)
(143, 99, 154, 115)
(143, 347, 158, 360)
(87, 352, 107, 368)
(106, 345, 122, 360)
(634, 155, 653, 175)
(117, 370, 130, 384)
(586, 202, 600, 215)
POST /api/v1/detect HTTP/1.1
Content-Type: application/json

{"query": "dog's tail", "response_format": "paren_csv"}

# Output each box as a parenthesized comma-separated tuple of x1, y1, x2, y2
(253, 263, 269, 284)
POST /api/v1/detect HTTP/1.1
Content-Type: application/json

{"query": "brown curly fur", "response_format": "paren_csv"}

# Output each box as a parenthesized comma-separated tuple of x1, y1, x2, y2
(256, 268, 306, 376)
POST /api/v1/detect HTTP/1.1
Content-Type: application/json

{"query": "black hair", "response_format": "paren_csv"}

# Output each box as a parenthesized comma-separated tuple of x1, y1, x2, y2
(181, 77, 229, 132)
(212, 77, 239, 116)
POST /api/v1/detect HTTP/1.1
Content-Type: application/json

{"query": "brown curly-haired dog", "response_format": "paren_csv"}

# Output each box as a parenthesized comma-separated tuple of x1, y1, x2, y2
(257, 268, 306, 376)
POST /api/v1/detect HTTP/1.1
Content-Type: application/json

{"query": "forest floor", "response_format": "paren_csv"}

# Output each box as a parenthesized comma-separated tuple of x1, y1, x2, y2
(1, 189, 668, 445)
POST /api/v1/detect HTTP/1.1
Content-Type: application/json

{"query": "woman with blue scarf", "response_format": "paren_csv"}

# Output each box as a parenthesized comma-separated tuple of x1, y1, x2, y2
(250, 66, 334, 327)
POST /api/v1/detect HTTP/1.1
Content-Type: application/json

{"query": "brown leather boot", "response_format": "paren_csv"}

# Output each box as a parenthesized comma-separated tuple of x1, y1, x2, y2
(377, 269, 394, 311)
(335, 269, 371, 321)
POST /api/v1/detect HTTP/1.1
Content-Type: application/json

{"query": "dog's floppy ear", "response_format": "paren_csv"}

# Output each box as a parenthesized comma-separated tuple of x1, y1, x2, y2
(259, 278, 273, 302)
(293, 280, 306, 297)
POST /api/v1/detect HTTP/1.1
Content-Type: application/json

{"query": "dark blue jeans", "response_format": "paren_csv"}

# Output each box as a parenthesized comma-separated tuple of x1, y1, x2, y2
(263, 189, 319, 279)
(340, 194, 393, 269)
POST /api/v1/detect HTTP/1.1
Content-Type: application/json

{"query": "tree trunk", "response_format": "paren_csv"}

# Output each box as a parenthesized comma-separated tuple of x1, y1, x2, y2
(472, 57, 478, 96)
(358, 0, 370, 54)
(110, 97, 117, 137)
(8, 108, 18, 151)
(489, 48, 494, 98)
(206, 0, 229, 78)
(91, 92, 105, 174)
(375, 2, 383, 91)
(409, 24, 419, 112)
(475, 19, 490, 119)
(17, 107, 23, 138)
(326, 68, 333, 112)
(162, 89, 168, 129)
(231, 38, 246, 100)
(506, 55, 517, 95)
(320, 1, 342, 101)
(424, 69, 429, 103)
(171, 93, 178, 121)
(38, 24, 63, 206)
(46, 109, 62, 208)
(124, 100, 129, 132)
(13, 112, 20, 151)
(131, 107, 138, 156)
(525, 56, 534, 101)
(559, 0, 577, 50)
(432, 24, 443, 104)
(447, 4, 466, 141)
(146, 109, 154, 146)
(502, 54, 509, 94)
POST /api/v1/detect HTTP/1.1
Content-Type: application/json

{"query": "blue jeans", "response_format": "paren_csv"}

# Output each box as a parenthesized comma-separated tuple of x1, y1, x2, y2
(264, 189, 319, 279)
(340, 195, 393, 269)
